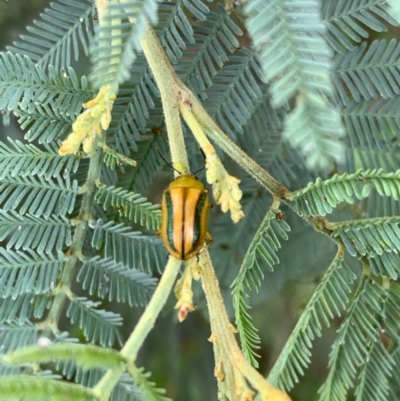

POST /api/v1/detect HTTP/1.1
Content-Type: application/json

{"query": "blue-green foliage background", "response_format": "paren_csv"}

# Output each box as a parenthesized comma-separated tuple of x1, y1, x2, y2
(1, 0, 400, 400)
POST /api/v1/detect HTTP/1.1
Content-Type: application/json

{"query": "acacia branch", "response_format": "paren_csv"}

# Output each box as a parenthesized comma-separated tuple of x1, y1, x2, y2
(42, 135, 103, 335)
(140, 24, 292, 200)
(93, 257, 181, 397)
(139, 24, 340, 239)
(199, 251, 292, 401)
(140, 23, 189, 176)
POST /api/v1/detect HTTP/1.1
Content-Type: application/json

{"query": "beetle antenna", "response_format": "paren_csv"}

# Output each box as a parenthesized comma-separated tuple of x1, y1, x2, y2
(199, 147, 206, 161)
(192, 148, 206, 175)
(192, 165, 205, 175)
(156, 148, 182, 175)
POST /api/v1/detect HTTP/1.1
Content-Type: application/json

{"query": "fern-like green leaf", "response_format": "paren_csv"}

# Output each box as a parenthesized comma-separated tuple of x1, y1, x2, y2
(346, 147, 400, 172)
(231, 208, 290, 367)
(0, 211, 72, 255)
(330, 216, 400, 278)
(117, 133, 168, 192)
(334, 40, 400, 105)
(289, 169, 400, 216)
(354, 339, 393, 401)
(389, 347, 400, 399)
(0, 175, 79, 218)
(77, 257, 156, 307)
(66, 297, 123, 347)
(130, 366, 172, 401)
(322, 0, 398, 52)
(91, 220, 166, 274)
(318, 278, 387, 401)
(56, 363, 146, 401)
(363, 187, 400, 218)
(90, 0, 159, 90)
(0, 53, 90, 115)
(15, 103, 75, 144)
(342, 99, 400, 171)
(6, 0, 96, 70)
(268, 254, 356, 390)
(3, 343, 125, 371)
(0, 249, 62, 298)
(0, 364, 20, 375)
(0, 376, 98, 401)
(383, 287, 400, 342)
(205, 49, 264, 140)
(0, 293, 50, 323)
(96, 184, 161, 231)
(107, 76, 155, 155)
(111, 372, 147, 401)
(0, 320, 40, 353)
(101, 146, 137, 171)
(179, 5, 242, 98)
(0, 138, 79, 180)
(244, 0, 344, 170)
(212, 184, 271, 277)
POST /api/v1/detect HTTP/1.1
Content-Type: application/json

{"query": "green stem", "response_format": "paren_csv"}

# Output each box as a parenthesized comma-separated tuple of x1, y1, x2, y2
(189, 97, 291, 199)
(139, 23, 189, 176)
(42, 136, 104, 335)
(200, 251, 291, 400)
(93, 257, 181, 397)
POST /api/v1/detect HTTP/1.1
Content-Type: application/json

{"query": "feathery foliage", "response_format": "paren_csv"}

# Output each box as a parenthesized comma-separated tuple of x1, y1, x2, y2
(0, 138, 80, 180)
(232, 207, 290, 367)
(0, 174, 79, 218)
(322, 0, 398, 52)
(177, 5, 243, 97)
(6, 0, 96, 70)
(0, 320, 41, 354)
(341, 98, 400, 171)
(354, 339, 393, 401)
(116, 133, 168, 192)
(90, 0, 160, 90)
(244, 0, 345, 170)
(289, 169, 400, 216)
(318, 278, 397, 401)
(2, 0, 400, 400)
(15, 103, 76, 144)
(0, 293, 50, 323)
(0, 248, 62, 297)
(330, 216, 400, 278)
(66, 297, 123, 347)
(334, 40, 400, 105)
(3, 343, 125, 371)
(91, 219, 165, 274)
(95, 184, 161, 230)
(130, 366, 172, 401)
(77, 257, 156, 307)
(268, 253, 356, 390)
(55, 363, 147, 401)
(0, 52, 91, 115)
(0, 376, 99, 401)
(0, 211, 71, 255)
(205, 48, 265, 140)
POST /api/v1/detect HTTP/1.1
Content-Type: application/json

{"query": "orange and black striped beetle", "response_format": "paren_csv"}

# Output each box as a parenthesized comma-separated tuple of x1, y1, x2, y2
(158, 175, 212, 260)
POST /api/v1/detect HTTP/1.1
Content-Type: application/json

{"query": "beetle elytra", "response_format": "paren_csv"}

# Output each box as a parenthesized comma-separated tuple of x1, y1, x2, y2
(159, 175, 212, 260)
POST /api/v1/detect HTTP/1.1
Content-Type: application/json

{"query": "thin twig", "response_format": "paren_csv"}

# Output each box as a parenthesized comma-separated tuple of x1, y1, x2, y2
(42, 135, 104, 335)
(93, 257, 181, 397)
